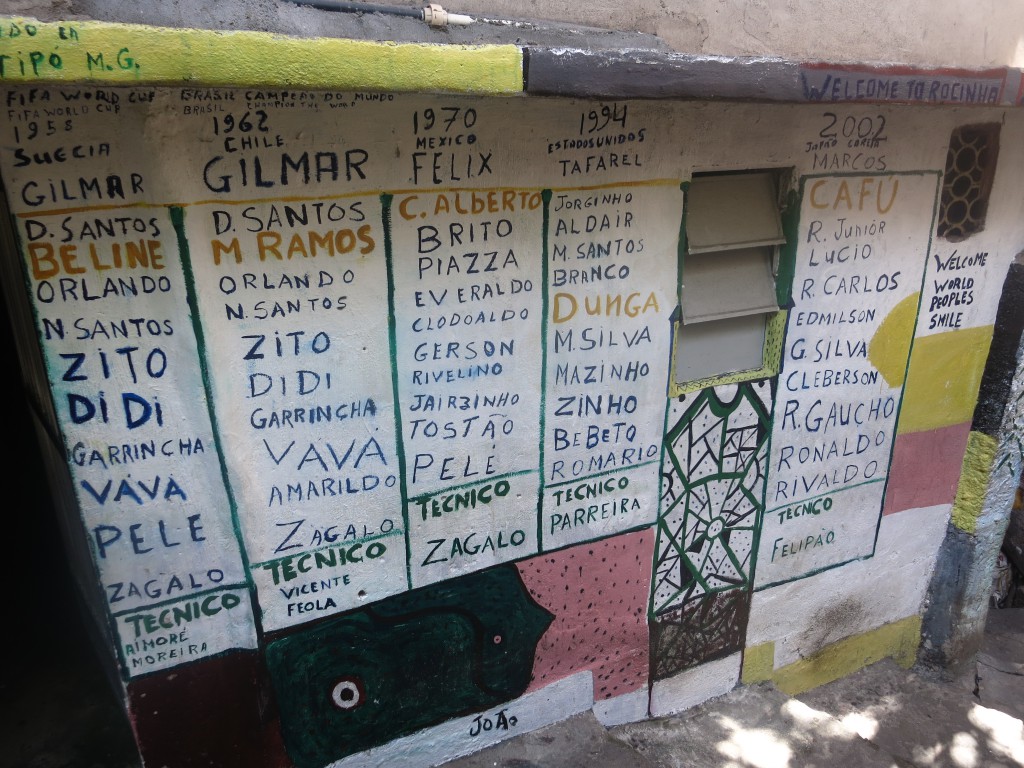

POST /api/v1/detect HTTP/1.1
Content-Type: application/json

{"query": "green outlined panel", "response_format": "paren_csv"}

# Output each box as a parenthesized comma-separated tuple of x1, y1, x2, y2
(540, 183, 681, 551)
(14, 205, 257, 676)
(754, 172, 939, 589)
(182, 197, 408, 630)
(388, 190, 546, 587)
(653, 382, 771, 614)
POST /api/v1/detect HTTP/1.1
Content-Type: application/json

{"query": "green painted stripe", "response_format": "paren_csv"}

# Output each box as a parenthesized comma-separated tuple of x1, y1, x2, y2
(764, 476, 886, 516)
(537, 189, 552, 551)
(111, 583, 251, 617)
(408, 468, 537, 502)
(170, 205, 263, 633)
(545, 458, 659, 489)
(251, 528, 404, 570)
(380, 193, 413, 591)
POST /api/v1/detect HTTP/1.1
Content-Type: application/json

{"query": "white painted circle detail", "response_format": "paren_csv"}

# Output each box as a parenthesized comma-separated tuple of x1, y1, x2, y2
(331, 679, 361, 709)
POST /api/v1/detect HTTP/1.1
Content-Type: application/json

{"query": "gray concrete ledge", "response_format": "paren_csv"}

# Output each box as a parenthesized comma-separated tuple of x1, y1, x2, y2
(525, 48, 1024, 107)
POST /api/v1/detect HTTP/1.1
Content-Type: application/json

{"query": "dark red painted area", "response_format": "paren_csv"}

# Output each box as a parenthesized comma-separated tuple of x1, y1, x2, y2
(883, 421, 972, 515)
(127, 651, 290, 768)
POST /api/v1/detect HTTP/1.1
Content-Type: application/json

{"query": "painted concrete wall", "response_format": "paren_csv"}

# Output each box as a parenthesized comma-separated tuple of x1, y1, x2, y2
(3, 17, 1024, 768)
(918, 257, 1024, 673)
(409, 0, 1024, 67)
(13, 0, 1024, 68)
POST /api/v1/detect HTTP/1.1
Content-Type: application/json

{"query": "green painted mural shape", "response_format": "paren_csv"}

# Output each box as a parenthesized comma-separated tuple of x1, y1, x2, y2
(652, 382, 771, 614)
(266, 564, 553, 768)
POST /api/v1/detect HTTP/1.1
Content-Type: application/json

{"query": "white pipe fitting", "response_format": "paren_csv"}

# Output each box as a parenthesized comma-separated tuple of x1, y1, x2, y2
(423, 3, 474, 27)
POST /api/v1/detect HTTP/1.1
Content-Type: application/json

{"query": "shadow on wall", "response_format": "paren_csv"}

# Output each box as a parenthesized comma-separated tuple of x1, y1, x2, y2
(0, 275, 139, 767)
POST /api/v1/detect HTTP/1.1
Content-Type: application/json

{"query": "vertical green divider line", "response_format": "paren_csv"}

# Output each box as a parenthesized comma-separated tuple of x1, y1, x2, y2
(537, 189, 552, 553)
(750, 176, 806, 591)
(776, 187, 801, 306)
(170, 205, 263, 635)
(381, 193, 413, 590)
(745, 378, 773, 591)
(649, 182, 687, 618)
(677, 181, 689, 307)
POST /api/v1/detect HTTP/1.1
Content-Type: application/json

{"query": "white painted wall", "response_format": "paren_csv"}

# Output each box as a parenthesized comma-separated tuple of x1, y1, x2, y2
(748, 503, 951, 669)
(6, 80, 1024, 766)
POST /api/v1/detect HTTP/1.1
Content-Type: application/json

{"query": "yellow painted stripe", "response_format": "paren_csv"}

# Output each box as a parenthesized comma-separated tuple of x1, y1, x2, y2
(898, 325, 993, 434)
(770, 615, 921, 696)
(741, 641, 775, 685)
(951, 430, 998, 534)
(0, 17, 523, 93)
(868, 291, 919, 388)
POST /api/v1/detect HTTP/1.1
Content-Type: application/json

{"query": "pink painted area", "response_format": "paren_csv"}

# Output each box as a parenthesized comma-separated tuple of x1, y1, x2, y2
(884, 421, 972, 515)
(517, 530, 653, 700)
